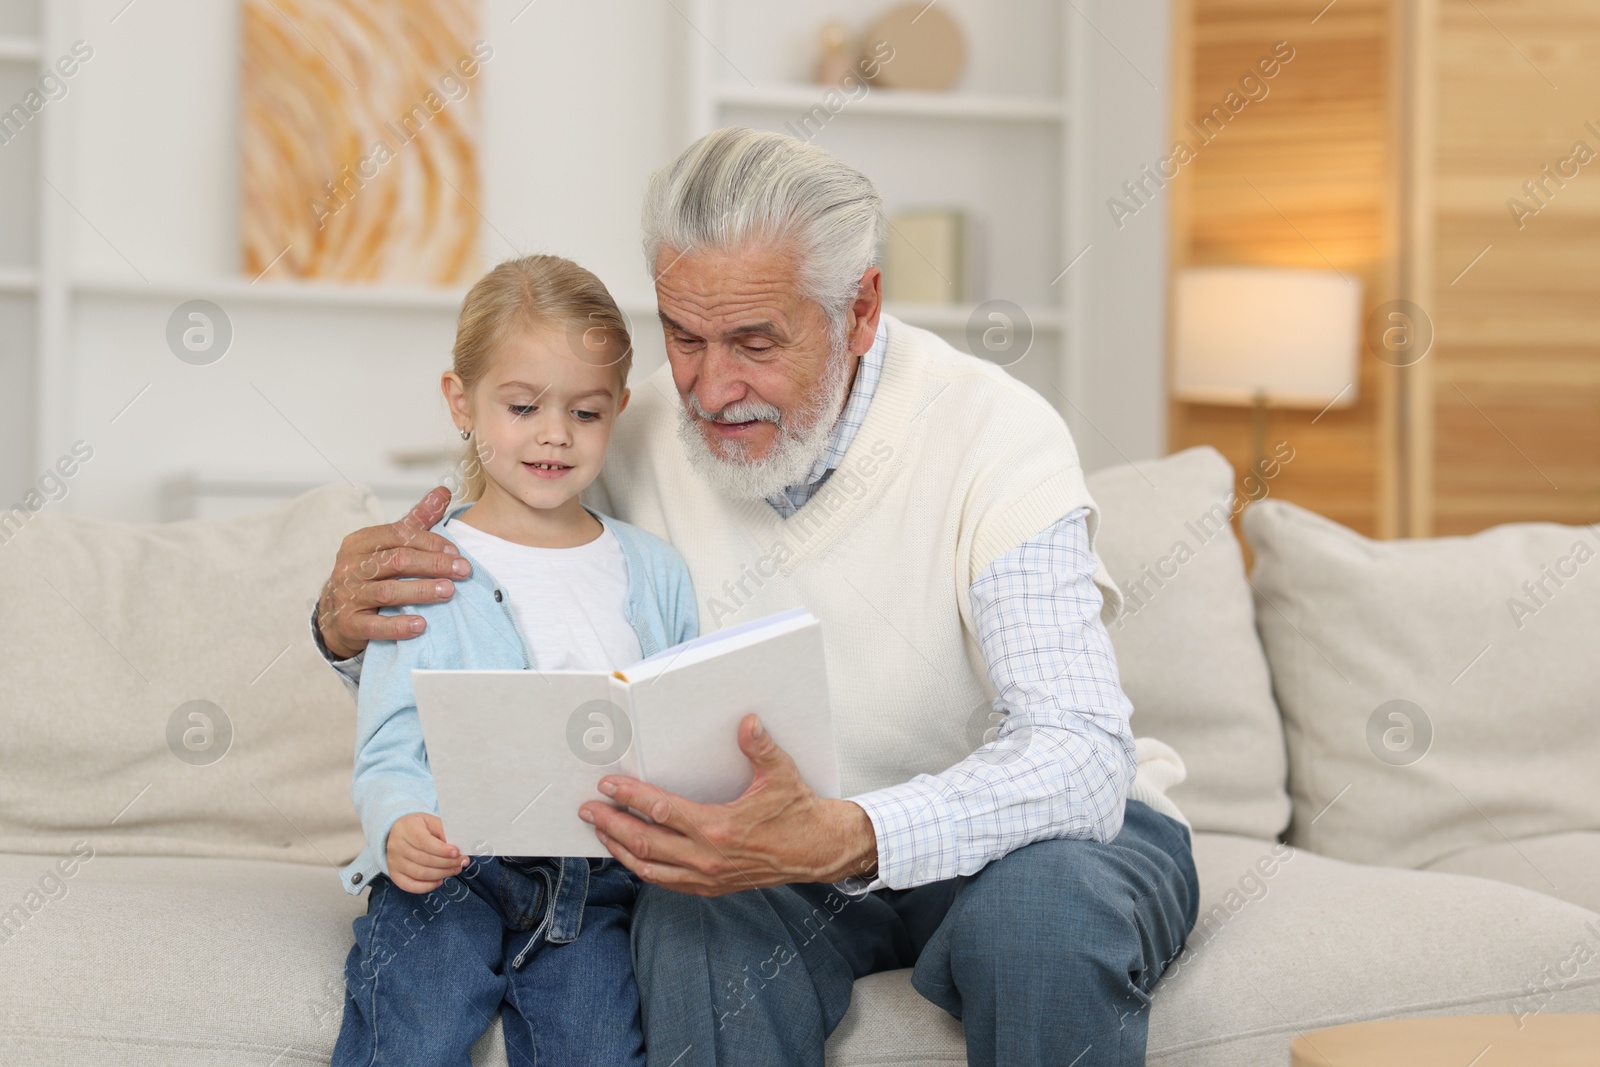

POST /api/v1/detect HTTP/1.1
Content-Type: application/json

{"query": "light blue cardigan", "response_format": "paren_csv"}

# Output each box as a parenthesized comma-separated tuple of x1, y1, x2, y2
(338, 503, 699, 895)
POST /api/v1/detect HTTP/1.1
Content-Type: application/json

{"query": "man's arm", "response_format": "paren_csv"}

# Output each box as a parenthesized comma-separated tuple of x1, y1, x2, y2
(313, 488, 472, 671)
(847, 507, 1137, 889)
(309, 605, 365, 695)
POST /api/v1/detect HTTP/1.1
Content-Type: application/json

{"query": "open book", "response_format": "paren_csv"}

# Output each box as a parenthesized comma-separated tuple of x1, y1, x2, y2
(412, 608, 838, 858)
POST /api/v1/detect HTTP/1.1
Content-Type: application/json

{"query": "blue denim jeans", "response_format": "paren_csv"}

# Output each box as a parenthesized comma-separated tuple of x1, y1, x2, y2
(333, 855, 645, 1067)
(631, 799, 1200, 1067)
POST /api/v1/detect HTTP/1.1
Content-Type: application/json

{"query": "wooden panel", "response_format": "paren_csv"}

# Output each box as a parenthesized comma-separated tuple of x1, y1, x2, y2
(1426, 0, 1600, 534)
(1170, 0, 1396, 539)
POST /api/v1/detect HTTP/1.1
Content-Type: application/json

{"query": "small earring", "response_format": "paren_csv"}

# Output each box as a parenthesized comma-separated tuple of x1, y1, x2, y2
(459, 427, 471, 441)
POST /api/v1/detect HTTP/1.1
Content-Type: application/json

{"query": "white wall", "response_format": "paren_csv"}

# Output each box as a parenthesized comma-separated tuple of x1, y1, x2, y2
(1075, 0, 1172, 470)
(8, 0, 1168, 520)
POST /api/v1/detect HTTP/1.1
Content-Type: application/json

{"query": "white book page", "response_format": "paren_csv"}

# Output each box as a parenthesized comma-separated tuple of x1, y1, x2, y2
(624, 606, 812, 680)
(626, 621, 839, 805)
(412, 669, 639, 858)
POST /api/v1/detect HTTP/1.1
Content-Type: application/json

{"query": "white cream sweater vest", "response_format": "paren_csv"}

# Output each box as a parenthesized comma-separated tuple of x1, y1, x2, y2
(591, 316, 1188, 827)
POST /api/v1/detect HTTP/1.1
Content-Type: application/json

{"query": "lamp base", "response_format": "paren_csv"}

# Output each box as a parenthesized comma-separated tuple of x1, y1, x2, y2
(1250, 391, 1268, 479)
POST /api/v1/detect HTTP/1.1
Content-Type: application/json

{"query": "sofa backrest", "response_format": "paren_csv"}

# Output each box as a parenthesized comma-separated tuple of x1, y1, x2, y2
(0, 457, 1333, 866)
(0, 485, 380, 866)
(1088, 446, 1292, 840)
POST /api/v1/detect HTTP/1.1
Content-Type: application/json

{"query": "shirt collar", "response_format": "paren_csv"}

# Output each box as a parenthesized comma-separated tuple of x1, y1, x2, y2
(795, 316, 889, 492)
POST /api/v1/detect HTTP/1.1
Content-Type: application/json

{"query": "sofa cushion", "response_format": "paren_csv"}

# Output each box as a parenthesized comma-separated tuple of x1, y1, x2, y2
(1423, 831, 1600, 914)
(1086, 446, 1290, 839)
(0, 851, 368, 1065)
(0, 486, 381, 866)
(0, 849, 535, 1066)
(1242, 498, 1600, 869)
(826, 970, 966, 1064)
(824, 833, 1600, 1067)
(1144, 833, 1600, 1065)
(6, 840, 1595, 1067)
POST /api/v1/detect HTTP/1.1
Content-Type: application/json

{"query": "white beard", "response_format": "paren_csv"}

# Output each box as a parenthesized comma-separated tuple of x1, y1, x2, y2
(675, 339, 854, 502)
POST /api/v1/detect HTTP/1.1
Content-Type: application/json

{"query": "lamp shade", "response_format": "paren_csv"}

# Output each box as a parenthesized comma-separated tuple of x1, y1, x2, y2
(1172, 267, 1362, 408)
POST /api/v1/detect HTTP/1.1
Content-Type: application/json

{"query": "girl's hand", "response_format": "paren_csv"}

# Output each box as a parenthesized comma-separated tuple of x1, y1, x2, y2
(386, 812, 469, 894)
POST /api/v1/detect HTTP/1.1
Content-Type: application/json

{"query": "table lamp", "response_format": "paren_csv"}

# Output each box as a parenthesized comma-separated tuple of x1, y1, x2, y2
(1172, 266, 1363, 475)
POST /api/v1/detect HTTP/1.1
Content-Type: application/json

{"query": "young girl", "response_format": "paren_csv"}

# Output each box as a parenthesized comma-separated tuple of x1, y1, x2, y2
(333, 255, 698, 1066)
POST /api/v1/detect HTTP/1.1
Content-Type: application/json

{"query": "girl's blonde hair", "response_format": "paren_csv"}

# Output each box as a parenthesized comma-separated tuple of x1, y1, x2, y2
(451, 255, 633, 503)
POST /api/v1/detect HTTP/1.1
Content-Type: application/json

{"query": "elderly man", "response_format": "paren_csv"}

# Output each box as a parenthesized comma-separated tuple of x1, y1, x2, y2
(314, 127, 1197, 1067)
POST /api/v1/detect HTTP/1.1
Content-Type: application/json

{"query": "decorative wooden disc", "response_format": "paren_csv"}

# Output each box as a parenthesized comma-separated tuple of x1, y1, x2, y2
(860, 4, 967, 91)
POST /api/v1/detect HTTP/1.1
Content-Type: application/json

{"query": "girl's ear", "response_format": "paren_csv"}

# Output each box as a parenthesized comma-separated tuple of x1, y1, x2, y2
(616, 387, 631, 416)
(441, 371, 472, 429)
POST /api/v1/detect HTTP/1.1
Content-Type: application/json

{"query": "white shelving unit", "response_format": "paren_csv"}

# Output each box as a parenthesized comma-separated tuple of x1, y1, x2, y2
(0, 0, 667, 516)
(681, 0, 1088, 411)
(0, 33, 39, 61)
(72, 272, 661, 320)
(0, 3, 47, 501)
(74, 274, 473, 312)
(714, 83, 1068, 123)
(0, 265, 37, 292)
(1, 1, 1154, 519)
(0, 2, 454, 511)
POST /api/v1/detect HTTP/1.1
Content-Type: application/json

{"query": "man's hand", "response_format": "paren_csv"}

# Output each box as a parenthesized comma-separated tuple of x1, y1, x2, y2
(385, 812, 469, 894)
(578, 714, 879, 896)
(316, 487, 471, 660)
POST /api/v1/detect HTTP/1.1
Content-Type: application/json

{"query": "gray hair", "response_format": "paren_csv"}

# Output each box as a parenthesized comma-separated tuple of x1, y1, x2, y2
(641, 127, 887, 346)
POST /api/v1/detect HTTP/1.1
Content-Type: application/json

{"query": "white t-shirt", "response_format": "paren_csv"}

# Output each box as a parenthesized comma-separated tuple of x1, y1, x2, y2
(444, 514, 642, 672)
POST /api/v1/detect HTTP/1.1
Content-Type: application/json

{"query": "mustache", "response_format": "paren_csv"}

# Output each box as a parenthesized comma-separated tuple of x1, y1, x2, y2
(686, 392, 784, 426)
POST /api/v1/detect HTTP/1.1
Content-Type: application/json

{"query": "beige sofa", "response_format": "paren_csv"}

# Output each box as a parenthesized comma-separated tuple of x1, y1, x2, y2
(2, 446, 1596, 1066)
